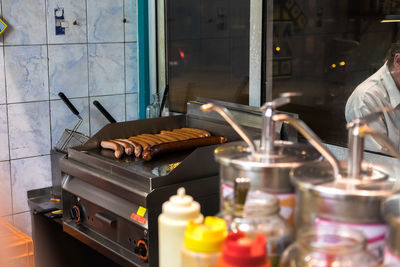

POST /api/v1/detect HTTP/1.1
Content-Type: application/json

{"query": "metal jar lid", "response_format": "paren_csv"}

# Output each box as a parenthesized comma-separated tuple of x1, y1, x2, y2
(215, 140, 321, 172)
(292, 160, 398, 223)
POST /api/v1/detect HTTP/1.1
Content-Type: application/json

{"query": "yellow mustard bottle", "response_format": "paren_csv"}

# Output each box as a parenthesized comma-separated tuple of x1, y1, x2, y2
(181, 216, 227, 267)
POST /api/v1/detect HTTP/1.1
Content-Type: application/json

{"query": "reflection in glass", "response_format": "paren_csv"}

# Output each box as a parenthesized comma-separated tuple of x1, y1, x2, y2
(271, 0, 400, 147)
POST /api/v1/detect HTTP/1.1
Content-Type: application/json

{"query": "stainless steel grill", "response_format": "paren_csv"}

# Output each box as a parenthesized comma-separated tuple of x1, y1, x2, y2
(59, 100, 296, 267)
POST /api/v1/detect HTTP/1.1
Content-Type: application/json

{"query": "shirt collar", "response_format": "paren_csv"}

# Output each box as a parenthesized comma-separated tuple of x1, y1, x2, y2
(381, 63, 400, 108)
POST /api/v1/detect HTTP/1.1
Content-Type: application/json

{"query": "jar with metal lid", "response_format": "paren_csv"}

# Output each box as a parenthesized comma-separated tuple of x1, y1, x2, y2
(280, 226, 379, 267)
(229, 191, 293, 267)
(383, 194, 400, 265)
(202, 93, 322, 224)
(290, 111, 400, 263)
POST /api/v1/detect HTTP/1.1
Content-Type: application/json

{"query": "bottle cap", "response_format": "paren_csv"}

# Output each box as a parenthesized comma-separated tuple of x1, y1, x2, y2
(218, 232, 267, 267)
(184, 216, 227, 253)
(162, 187, 201, 221)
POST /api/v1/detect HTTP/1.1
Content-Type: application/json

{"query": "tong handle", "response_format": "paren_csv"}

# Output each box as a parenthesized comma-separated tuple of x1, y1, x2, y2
(58, 92, 81, 119)
(93, 101, 117, 123)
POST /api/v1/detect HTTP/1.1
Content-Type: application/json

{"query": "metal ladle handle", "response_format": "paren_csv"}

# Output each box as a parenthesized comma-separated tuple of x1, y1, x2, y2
(273, 114, 342, 178)
(201, 103, 257, 154)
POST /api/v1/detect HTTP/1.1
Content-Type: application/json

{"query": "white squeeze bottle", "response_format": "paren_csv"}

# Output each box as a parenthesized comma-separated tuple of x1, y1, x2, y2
(158, 187, 203, 267)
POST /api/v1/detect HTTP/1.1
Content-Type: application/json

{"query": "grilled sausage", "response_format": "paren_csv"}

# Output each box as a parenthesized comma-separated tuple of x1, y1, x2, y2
(181, 128, 211, 137)
(128, 137, 153, 151)
(142, 136, 228, 161)
(155, 133, 178, 142)
(172, 129, 200, 138)
(116, 139, 142, 157)
(100, 140, 124, 159)
(141, 134, 171, 143)
(160, 131, 191, 140)
(137, 134, 164, 144)
(112, 139, 134, 155)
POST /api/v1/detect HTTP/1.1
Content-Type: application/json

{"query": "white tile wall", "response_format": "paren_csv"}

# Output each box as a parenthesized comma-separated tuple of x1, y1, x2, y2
(13, 211, 32, 237)
(125, 43, 138, 93)
(88, 43, 125, 96)
(8, 102, 51, 159)
(0, 161, 11, 216)
(0, 105, 9, 161)
(48, 44, 88, 99)
(3, 0, 47, 45)
(0, 0, 139, 236)
(11, 155, 52, 214)
(87, 0, 124, 43)
(5, 46, 49, 103)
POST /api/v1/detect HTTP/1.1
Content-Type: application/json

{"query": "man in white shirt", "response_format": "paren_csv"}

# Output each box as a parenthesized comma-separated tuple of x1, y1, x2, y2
(345, 43, 400, 152)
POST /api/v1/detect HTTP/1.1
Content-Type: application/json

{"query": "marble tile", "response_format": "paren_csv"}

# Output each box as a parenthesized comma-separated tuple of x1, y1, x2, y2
(0, 105, 9, 161)
(0, 161, 12, 217)
(11, 155, 51, 214)
(50, 98, 89, 149)
(2, 215, 13, 225)
(126, 93, 139, 121)
(0, 48, 6, 105)
(49, 44, 88, 100)
(88, 43, 125, 96)
(8, 102, 51, 159)
(124, 0, 137, 42)
(125, 43, 138, 93)
(90, 95, 125, 135)
(13, 212, 32, 237)
(3, 0, 46, 45)
(47, 0, 87, 44)
(87, 0, 124, 43)
(5, 46, 48, 103)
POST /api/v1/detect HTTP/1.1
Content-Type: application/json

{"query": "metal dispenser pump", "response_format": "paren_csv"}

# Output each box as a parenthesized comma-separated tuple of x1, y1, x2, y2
(201, 93, 323, 224)
(291, 109, 400, 262)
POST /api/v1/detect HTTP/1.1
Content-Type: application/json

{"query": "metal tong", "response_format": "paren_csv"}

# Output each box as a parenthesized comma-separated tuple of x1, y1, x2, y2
(58, 92, 83, 151)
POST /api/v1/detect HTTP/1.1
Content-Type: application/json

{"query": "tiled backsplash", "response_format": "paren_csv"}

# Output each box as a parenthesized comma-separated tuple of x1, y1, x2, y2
(0, 0, 139, 236)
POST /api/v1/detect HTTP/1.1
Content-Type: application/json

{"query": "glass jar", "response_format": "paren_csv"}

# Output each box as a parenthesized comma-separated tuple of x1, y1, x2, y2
(227, 190, 293, 267)
(146, 93, 160, 118)
(280, 226, 380, 267)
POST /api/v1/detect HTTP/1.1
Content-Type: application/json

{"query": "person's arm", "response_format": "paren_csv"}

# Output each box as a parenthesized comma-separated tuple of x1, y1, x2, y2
(345, 91, 388, 152)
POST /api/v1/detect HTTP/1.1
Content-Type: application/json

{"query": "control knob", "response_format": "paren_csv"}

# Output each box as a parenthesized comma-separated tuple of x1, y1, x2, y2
(134, 240, 148, 261)
(70, 204, 83, 223)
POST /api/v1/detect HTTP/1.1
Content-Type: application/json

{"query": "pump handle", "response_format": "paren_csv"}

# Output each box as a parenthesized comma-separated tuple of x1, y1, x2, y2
(273, 114, 342, 178)
(347, 107, 394, 128)
(358, 125, 400, 161)
(201, 103, 257, 154)
(260, 92, 301, 110)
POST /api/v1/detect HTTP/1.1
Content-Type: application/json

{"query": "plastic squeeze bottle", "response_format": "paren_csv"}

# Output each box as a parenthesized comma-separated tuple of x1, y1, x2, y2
(217, 232, 270, 267)
(158, 187, 203, 267)
(181, 216, 227, 267)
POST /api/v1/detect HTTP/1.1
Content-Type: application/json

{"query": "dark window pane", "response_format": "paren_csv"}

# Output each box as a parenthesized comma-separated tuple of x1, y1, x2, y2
(167, 0, 250, 113)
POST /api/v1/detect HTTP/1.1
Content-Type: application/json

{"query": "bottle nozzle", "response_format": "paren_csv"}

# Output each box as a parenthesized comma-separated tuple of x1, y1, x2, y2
(177, 187, 186, 198)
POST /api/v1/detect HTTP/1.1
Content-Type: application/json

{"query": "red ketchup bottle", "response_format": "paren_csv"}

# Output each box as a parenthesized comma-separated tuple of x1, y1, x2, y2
(217, 232, 270, 267)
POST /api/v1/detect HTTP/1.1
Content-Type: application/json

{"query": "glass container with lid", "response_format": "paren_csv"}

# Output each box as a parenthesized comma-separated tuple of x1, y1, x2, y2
(290, 110, 400, 262)
(280, 226, 379, 267)
(201, 93, 327, 224)
(230, 191, 293, 267)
